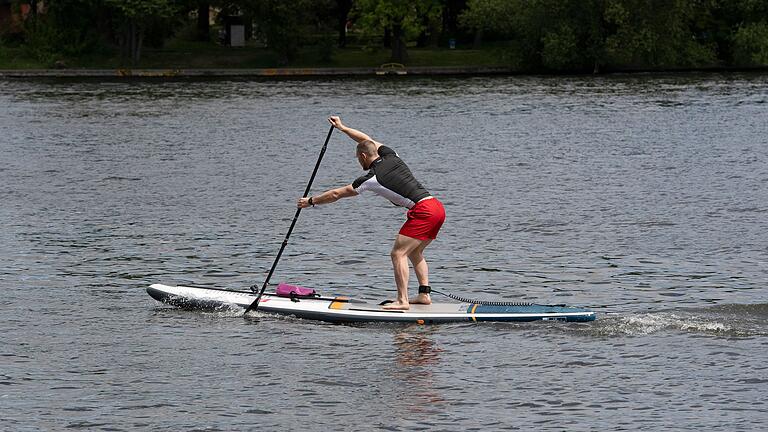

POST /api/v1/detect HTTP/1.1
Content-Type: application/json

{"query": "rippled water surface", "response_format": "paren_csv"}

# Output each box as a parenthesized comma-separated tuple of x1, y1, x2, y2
(2, 74, 767, 430)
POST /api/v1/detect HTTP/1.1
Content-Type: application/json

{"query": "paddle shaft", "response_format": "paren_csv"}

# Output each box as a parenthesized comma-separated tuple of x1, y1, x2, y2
(244, 125, 334, 314)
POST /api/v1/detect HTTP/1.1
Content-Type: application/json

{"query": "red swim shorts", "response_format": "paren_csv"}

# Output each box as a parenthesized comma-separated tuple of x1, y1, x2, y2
(399, 198, 446, 241)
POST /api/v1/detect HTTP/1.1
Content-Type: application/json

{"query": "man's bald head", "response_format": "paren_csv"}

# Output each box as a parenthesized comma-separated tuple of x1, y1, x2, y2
(356, 140, 378, 170)
(356, 139, 378, 157)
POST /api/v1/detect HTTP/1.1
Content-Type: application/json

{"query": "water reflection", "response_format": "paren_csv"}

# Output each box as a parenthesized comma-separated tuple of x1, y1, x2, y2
(391, 328, 445, 413)
(393, 328, 442, 366)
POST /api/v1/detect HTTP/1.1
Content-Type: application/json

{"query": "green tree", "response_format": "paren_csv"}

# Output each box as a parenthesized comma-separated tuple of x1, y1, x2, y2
(105, 0, 180, 65)
(17, 0, 105, 65)
(241, 0, 334, 65)
(460, 0, 605, 70)
(459, 0, 514, 48)
(715, 0, 768, 65)
(354, 0, 442, 63)
(602, 0, 717, 68)
(460, 0, 719, 72)
(732, 22, 768, 65)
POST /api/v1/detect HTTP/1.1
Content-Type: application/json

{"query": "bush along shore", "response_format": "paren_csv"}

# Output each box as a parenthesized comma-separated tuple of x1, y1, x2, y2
(0, 0, 766, 75)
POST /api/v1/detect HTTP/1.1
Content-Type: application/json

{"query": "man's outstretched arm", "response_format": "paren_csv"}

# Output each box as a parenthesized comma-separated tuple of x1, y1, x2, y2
(297, 184, 358, 208)
(328, 116, 382, 151)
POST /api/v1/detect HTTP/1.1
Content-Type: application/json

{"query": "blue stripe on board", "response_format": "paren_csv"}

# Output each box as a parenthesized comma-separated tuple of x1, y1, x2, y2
(473, 304, 592, 315)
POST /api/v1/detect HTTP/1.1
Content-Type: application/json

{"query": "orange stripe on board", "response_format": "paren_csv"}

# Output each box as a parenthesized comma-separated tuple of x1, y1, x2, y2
(329, 301, 345, 310)
(470, 304, 478, 322)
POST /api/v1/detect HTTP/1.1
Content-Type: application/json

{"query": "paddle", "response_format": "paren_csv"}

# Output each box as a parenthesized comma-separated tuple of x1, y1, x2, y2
(244, 125, 335, 315)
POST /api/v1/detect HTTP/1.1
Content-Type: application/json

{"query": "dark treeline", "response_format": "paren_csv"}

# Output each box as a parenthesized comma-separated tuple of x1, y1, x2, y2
(1, 0, 767, 70)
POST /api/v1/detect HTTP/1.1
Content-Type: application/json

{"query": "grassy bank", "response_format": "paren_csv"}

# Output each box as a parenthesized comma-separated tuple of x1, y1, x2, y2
(0, 39, 508, 70)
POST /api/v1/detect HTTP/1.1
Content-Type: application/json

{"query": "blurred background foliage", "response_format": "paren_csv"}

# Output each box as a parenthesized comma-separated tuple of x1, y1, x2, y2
(0, 0, 766, 70)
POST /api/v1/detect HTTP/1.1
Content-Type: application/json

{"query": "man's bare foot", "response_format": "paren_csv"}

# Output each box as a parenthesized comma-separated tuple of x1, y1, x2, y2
(382, 301, 410, 310)
(409, 293, 431, 305)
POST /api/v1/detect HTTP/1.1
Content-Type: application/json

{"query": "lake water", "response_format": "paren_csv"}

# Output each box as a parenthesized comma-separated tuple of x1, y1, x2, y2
(1, 74, 767, 430)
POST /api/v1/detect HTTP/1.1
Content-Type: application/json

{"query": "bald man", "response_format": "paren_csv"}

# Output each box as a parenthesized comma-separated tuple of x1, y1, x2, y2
(297, 116, 446, 310)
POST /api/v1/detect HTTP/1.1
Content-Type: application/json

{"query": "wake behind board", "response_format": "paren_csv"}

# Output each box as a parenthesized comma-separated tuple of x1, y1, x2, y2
(147, 284, 596, 323)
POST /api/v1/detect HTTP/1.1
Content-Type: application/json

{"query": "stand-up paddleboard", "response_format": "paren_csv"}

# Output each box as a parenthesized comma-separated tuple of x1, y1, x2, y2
(147, 284, 596, 323)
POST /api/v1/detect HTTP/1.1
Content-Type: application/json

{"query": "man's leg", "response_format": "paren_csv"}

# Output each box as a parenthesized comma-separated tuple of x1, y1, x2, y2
(408, 240, 432, 305)
(384, 234, 426, 310)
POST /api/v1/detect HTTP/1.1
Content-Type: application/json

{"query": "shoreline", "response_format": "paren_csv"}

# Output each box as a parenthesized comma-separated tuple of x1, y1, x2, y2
(1, 65, 766, 79)
(0, 66, 514, 78)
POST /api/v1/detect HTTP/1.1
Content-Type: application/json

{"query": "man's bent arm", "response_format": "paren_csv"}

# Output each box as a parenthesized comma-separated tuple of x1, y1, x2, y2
(297, 184, 358, 208)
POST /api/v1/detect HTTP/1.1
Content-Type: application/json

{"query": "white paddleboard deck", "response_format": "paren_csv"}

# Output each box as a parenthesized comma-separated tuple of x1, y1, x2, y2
(147, 284, 596, 323)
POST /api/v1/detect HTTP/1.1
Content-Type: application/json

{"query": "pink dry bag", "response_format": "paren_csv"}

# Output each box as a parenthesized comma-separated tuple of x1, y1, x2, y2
(275, 282, 318, 300)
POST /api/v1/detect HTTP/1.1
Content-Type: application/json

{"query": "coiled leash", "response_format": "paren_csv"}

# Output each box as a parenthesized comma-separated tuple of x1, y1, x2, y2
(380, 285, 534, 307)
(427, 285, 533, 306)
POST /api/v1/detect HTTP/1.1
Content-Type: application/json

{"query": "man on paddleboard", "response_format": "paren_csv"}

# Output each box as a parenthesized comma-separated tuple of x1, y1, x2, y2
(297, 116, 446, 310)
